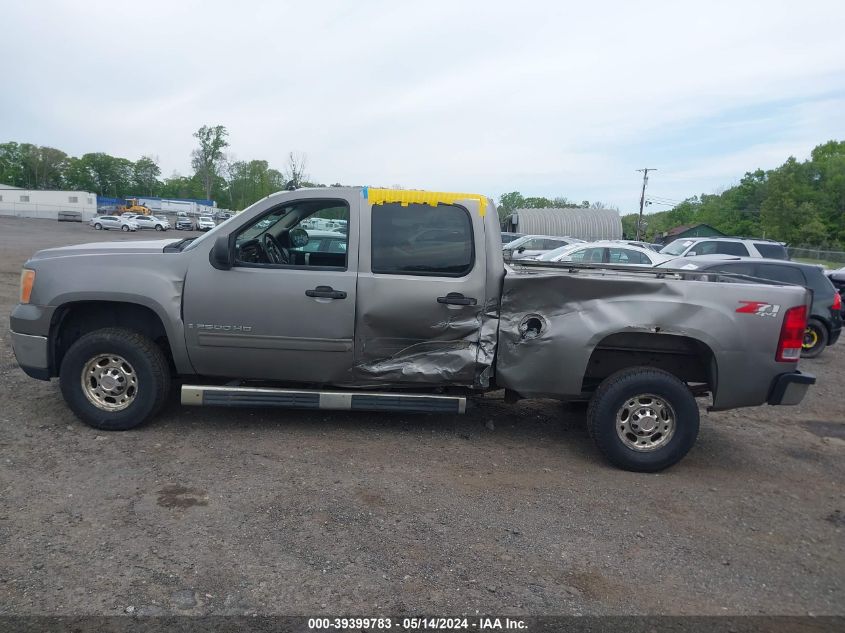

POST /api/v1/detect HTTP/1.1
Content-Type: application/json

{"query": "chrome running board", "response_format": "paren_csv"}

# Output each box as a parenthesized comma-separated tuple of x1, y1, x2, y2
(181, 385, 466, 414)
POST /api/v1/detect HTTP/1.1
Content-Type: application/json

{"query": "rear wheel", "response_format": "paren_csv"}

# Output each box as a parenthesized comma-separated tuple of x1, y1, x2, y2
(801, 318, 828, 358)
(59, 327, 170, 431)
(587, 368, 699, 472)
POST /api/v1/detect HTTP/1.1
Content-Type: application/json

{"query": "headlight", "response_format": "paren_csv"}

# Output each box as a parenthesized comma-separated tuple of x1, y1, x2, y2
(20, 269, 35, 304)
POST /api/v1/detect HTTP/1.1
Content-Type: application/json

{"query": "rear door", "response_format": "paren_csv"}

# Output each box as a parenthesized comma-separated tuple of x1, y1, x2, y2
(355, 199, 488, 386)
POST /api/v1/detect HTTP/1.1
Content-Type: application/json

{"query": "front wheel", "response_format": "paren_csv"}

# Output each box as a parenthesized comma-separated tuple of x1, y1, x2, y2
(94, 223, 102, 230)
(587, 368, 699, 472)
(121, 224, 130, 232)
(155, 224, 163, 231)
(59, 328, 171, 431)
(801, 318, 828, 358)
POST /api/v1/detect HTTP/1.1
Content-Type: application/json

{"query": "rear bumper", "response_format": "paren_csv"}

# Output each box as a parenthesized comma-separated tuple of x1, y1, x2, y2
(10, 330, 51, 380)
(767, 371, 815, 406)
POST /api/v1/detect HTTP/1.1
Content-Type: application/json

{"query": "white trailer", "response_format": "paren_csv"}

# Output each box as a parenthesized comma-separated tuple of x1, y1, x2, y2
(0, 187, 98, 221)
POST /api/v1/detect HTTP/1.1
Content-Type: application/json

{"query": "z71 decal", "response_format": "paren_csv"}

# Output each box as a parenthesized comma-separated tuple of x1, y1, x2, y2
(736, 301, 781, 317)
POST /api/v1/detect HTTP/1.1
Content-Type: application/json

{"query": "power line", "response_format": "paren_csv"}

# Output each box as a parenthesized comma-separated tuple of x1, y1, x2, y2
(636, 168, 657, 240)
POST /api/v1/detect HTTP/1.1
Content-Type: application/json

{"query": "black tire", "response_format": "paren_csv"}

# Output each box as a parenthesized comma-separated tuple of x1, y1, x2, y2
(94, 223, 102, 230)
(587, 367, 699, 472)
(801, 318, 828, 359)
(155, 224, 163, 231)
(59, 327, 170, 431)
(121, 224, 130, 232)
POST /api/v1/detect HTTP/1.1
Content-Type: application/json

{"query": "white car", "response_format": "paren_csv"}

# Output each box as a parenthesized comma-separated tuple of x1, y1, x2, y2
(90, 215, 138, 232)
(130, 215, 170, 231)
(502, 234, 584, 260)
(197, 216, 216, 231)
(659, 237, 788, 260)
(533, 241, 673, 266)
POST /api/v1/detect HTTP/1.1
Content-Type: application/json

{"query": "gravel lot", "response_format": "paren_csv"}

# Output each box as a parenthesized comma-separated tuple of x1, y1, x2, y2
(0, 217, 843, 616)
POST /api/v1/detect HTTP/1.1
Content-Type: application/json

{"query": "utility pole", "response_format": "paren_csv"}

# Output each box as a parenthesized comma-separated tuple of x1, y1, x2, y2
(636, 168, 657, 241)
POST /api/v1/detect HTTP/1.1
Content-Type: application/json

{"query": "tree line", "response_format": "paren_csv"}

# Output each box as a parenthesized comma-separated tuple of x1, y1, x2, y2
(0, 125, 314, 210)
(622, 140, 845, 248)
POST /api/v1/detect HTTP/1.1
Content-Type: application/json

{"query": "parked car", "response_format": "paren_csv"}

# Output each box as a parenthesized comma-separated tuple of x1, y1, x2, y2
(89, 216, 138, 232)
(658, 255, 842, 358)
(130, 215, 170, 231)
(826, 266, 845, 293)
(500, 232, 525, 244)
(503, 234, 584, 260)
(533, 241, 673, 266)
(197, 216, 216, 231)
(175, 216, 194, 231)
(660, 237, 788, 259)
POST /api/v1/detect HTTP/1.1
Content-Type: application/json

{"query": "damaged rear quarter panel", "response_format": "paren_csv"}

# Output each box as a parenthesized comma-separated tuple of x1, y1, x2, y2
(496, 266, 809, 408)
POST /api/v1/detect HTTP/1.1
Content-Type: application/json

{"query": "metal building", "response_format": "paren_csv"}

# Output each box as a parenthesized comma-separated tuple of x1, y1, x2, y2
(503, 207, 622, 241)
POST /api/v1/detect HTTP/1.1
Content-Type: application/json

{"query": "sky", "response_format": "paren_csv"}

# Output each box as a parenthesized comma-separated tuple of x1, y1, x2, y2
(2, 0, 844, 213)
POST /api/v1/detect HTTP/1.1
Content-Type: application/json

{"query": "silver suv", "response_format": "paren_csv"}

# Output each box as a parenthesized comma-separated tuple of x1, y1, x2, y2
(659, 237, 788, 259)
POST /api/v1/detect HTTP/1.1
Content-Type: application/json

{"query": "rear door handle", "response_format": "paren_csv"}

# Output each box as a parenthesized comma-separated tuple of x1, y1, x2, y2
(437, 292, 477, 306)
(306, 286, 347, 299)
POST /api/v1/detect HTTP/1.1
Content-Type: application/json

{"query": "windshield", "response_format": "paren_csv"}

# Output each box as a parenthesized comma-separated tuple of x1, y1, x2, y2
(660, 240, 692, 256)
(182, 214, 238, 251)
(536, 244, 579, 261)
(502, 235, 533, 251)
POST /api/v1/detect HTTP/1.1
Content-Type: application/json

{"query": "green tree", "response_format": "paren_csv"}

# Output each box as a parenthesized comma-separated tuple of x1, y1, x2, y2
(191, 125, 229, 200)
(132, 156, 161, 196)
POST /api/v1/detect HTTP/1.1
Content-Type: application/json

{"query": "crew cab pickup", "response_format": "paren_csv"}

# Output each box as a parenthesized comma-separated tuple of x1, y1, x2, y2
(10, 187, 815, 471)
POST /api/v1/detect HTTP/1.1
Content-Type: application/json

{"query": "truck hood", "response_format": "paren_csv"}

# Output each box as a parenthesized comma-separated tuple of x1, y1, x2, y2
(30, 239, 181, 261)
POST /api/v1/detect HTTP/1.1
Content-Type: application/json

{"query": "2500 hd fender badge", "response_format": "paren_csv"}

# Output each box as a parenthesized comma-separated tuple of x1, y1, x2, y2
(187, 323, 253, 332)
(736, 301, 781, 317)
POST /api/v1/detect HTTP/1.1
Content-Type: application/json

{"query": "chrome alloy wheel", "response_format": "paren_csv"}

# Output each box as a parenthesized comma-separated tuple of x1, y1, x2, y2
(615, 393, 676, 452)
(80, 354, 138, 411)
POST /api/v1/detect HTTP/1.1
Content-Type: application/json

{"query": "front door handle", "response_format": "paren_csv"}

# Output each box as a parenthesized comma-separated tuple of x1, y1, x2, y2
(306, 286, 347, 299)
(437, 292, 477, 306)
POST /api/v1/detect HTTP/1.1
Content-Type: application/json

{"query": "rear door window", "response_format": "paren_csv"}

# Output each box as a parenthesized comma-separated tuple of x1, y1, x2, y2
(695, 241, 750, 256)
(608, 248, 650, 264)
(756, 264, 806, 286)
(709, 263, 757, 277)
(569, 247, 605, 263)
(753, 243, 788, 259)
(371, 203, 474, 276)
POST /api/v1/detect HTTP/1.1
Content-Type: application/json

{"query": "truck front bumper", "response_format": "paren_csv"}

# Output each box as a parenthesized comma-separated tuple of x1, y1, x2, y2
(767, 371, 815, 406)
(10, 330, 51, 381)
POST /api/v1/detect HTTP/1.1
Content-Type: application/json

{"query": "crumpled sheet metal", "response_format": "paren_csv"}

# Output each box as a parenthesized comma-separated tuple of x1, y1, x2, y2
(495, 267, 758, 401)
(351, 296, 499, 388)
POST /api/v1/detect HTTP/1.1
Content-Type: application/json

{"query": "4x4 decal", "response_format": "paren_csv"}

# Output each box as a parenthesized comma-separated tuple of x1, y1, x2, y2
(736, 301, 781, 317)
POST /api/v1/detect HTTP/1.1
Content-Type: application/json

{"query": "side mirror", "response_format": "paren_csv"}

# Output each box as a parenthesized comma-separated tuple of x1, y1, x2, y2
(517, 246, 525, 253)
(289, 227, 309, 248)
(557, 256, 572, 262)
(211, 234, 233, 270)
(686, 251, 696, 257)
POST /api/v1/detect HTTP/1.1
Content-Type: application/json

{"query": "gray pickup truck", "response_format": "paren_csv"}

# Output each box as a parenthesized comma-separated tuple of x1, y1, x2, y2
(10, 187, 815, 471)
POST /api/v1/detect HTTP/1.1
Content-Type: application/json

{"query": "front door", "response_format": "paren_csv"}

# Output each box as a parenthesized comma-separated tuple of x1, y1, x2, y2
(183, 193, 359, 384)
(354, 198, 489, 387)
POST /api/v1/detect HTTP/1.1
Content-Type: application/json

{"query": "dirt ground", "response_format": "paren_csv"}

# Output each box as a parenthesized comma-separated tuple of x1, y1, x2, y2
(0, 217, 843, 616)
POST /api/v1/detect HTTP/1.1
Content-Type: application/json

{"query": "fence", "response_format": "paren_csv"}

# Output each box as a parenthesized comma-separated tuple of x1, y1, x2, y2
(788, 246, 845, 268)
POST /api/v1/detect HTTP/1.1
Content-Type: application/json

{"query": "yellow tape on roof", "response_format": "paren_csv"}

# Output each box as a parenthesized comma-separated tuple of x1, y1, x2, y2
(365, 188, 488, 217)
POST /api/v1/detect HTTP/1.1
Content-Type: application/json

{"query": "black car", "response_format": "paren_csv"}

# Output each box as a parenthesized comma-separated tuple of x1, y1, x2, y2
(658, 255, 842, 358)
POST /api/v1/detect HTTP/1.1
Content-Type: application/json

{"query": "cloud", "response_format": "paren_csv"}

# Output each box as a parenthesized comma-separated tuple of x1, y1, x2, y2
(1, 0, 844, 211)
